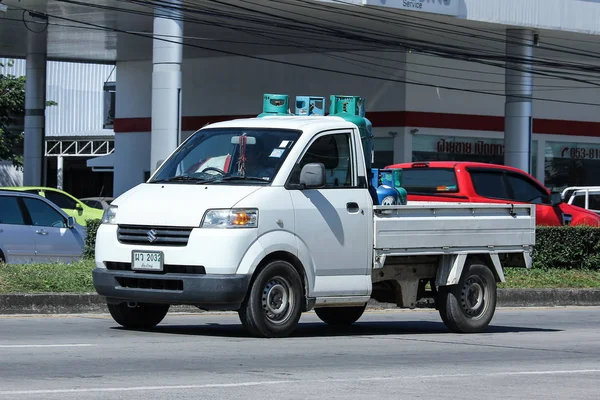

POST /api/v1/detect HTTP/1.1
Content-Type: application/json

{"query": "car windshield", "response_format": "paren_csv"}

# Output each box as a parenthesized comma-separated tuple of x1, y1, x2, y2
(149, 128, 301, 185)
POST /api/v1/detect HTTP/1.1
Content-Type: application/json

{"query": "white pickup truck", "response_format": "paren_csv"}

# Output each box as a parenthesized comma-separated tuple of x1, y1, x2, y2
(93, 113, 535, 338)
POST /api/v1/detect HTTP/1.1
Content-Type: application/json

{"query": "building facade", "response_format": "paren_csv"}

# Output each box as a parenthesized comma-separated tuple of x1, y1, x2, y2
(0, 57, 115, 197)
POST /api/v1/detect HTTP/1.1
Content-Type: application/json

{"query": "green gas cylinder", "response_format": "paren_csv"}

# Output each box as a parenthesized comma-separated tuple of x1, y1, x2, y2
(391, 168, 408, 205)
(329, 95, 374, 171)
(258, 93, 293, 117)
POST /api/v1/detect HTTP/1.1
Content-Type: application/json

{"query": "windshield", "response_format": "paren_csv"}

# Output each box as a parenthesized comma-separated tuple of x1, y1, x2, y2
(149, 128, 301, 184)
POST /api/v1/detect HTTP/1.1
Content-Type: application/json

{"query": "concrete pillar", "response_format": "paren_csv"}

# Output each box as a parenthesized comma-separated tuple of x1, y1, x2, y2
(23, 30, 48, 186)
(504, 29, 534, 173)
(150, 0, 183, 174)
(57, 156, 64, 190)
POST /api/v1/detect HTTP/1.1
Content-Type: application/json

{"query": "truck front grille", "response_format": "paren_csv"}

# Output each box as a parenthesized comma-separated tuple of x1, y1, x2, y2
(106, 262, 206, 275)
(117, 225, 193, 247)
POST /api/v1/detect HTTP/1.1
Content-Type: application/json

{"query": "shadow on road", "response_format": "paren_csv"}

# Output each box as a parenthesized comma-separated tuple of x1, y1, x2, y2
(115, 320, 561, 339)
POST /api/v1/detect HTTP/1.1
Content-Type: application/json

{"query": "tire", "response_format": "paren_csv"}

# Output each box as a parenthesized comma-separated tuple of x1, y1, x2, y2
(437, 261, 497, 333)
(107, 302, 170, 330)
(238, 260, 303, 338)
(315, 305, 366, 326)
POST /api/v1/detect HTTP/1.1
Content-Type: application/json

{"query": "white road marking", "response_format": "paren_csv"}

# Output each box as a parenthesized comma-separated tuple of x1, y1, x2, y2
(0, 344, 95, 348)
(1, 369, 599, 395)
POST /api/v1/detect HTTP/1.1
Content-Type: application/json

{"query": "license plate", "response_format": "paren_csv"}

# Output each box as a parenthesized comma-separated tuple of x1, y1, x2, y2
(132, 250, 164, 271)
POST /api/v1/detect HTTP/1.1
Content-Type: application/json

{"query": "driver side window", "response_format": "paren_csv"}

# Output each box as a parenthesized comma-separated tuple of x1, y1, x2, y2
(505, 173, 547, 204)
(22, 198, 66, 228)
(289, 133, 354, 188)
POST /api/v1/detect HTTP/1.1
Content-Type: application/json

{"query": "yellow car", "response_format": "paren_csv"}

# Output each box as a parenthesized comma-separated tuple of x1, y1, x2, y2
(0, 187, 103, 226)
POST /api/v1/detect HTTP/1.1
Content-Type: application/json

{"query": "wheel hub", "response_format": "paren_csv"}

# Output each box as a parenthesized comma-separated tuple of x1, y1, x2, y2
(262, 277, 293, 324)
(461, 276, 486, 317)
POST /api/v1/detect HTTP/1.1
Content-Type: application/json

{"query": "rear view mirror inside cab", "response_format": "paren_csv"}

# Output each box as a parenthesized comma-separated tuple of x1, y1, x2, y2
(231, 136, 256, 145)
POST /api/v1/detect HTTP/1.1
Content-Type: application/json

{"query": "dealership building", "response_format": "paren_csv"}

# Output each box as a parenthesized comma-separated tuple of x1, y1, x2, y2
(2, 0, 600, 196)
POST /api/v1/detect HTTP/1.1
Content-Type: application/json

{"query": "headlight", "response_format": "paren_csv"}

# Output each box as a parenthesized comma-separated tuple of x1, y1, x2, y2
(201, 209, 258, 228)
(102, 205, 118, 225)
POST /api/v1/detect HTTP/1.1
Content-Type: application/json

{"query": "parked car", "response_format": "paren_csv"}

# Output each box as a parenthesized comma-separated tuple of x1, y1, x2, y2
(561, 186, 600, 216)
(0, 190, 85, 264)
(0, 187, 103, 226)
(386, 161, 600, 226)
(80, 197, 114, 211)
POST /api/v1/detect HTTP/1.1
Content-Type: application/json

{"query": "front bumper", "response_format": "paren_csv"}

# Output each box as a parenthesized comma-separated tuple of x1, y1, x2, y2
(93, 268, 250, 310)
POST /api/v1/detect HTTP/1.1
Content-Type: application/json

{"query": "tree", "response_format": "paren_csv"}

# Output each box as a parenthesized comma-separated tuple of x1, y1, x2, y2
(0, 59, 57, 168)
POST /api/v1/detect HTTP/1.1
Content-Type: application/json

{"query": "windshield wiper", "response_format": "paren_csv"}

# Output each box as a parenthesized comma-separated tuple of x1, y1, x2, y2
(152, 175, 211, 184)
(213, 176, 270, 183)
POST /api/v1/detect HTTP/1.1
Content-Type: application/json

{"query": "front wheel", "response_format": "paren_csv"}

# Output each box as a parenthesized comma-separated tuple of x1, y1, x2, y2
(437, 261, 497, 333)
(315, 305, 366, 326)
(107, 302, 170, 330)
(238, 260, 303, 338)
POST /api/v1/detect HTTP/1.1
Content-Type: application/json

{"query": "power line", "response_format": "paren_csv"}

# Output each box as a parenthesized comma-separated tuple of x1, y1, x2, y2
(50, 0, 600, 87)
(9, 1, 600, 106)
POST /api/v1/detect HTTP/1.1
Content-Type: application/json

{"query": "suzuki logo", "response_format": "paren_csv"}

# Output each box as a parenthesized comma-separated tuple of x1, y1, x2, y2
(147, 229, 158, 243)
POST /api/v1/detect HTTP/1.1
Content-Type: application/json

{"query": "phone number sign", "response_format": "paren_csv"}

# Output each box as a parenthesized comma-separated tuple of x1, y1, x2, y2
(561, 146, 600, 160)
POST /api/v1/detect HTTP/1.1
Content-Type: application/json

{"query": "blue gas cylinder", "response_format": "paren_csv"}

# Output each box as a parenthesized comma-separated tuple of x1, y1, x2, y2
(371, 168, 400, 205)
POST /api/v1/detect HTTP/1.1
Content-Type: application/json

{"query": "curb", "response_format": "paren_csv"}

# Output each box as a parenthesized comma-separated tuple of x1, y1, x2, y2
(1, 289, 599, 315)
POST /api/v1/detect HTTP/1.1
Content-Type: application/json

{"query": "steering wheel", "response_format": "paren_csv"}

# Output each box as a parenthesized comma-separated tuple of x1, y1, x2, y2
(200, 167, 226, 175)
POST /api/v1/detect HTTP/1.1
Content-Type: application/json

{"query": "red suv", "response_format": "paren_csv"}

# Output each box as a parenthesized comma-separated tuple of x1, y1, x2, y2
(386, 161, 600, 226)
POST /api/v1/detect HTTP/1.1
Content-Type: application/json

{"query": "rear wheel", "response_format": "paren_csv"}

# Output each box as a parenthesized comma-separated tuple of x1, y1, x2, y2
(107, 302, 170, 329)
(239, 260, 303, 338)
(438, 261, 497, 333)
(315, 305, 366, 326)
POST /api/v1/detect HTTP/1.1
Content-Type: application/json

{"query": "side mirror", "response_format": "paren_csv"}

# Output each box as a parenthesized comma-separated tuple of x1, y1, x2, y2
(550, 192, 562, 206)
(75, 203, 83, 210)
(66, 216, 75, 229)
(299, 163, 326, 189)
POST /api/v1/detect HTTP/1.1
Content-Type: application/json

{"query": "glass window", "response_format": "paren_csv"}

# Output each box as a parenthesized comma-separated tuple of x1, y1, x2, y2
(412, 135, 539, 179)
(572, 195, 585, 208)
(589, 195, 600, 210)
(373, 138, 394, 169)
(22, 198, 66, 228)
(401, 168, 459, 193)
(0, 196, 25, 225)
(82, 200, 102, 209)
(470, 171, 509, 199)
(151, 128, 301, 184)
(412, 136, 504, 165)
(44, 191, 77, 209)
(505, 173, 547, 204)
(289, 133, 354, 188)
(545, 141, 600, 191)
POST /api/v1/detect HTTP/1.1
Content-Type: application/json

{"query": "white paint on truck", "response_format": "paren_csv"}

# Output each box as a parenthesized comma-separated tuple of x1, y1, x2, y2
(93, 115, 535, 338)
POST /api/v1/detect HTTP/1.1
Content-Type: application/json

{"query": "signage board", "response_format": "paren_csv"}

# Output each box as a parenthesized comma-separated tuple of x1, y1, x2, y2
(324, 0, 460, 17)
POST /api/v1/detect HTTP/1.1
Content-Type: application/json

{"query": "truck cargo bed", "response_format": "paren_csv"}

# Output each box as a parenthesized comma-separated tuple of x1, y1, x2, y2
(373, 203, 535, 255)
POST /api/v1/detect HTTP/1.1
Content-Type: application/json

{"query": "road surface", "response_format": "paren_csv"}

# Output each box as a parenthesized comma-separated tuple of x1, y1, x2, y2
(0, 307, 599, 399)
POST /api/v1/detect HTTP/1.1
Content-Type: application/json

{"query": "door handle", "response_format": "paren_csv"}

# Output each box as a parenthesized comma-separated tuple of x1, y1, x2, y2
(346, 202, 360, 213)
(35, 229, 48, 236)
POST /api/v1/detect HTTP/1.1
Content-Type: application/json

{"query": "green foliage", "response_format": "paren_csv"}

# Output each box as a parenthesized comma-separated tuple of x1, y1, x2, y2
(0, 65, 25, 168)
(84, 219, 102, 259)
(0, 259, 96, 293)
(532, 226, 600, 270)
(0, 60, 58, 167)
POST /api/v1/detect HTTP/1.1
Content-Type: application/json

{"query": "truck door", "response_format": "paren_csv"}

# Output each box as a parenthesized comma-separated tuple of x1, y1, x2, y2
(288, 130, 371, 297)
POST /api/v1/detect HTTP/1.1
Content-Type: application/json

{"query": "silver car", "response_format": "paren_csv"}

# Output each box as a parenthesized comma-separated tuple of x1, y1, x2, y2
(0, 190, 85, 264)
